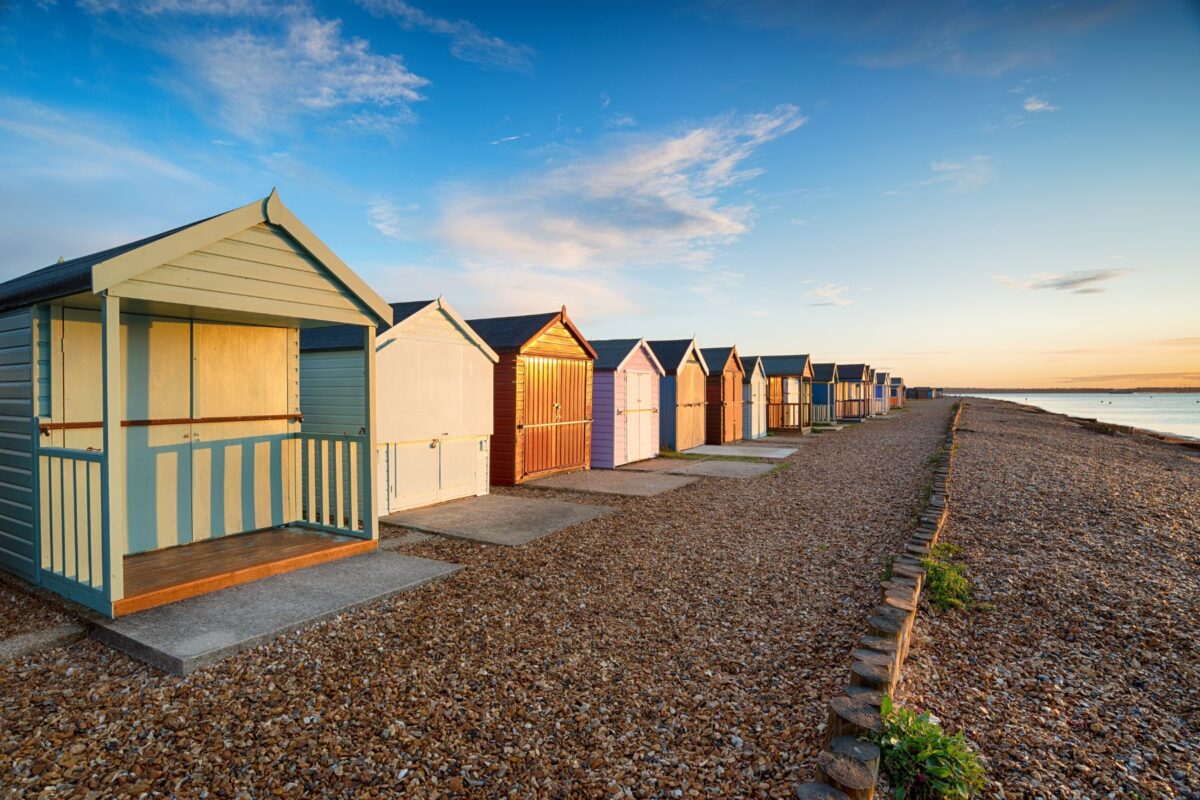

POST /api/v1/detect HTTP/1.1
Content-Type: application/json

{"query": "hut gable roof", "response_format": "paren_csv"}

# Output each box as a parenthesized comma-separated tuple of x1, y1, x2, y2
(759, 354, 813, 379)
(465, 308, 597, 358)
(812, 362, 838, 382)
(875, 371, 890, 384)
(589, 338, 665, 374)
(699, 346, 744, 377)
(301, 298, 498, 362)
(0, 190, 392, 322)
(740, 356, 765, 382)
(836, 363, 869, 382)
(890, 377, 904, 385)
(647, 339, 710, 376)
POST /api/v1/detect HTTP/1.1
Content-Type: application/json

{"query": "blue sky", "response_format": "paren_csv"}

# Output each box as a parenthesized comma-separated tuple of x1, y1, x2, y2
(1, 0, 1197, 386)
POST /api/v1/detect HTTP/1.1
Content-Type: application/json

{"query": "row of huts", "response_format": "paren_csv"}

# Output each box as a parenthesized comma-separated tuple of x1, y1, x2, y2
(0, 194, 912, 617)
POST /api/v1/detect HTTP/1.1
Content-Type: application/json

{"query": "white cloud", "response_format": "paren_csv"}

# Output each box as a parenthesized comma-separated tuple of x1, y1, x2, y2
(81, 3, 428, 139)
(357, 0, 533, 71)
(805, 284, 852, 306)
(440, 104, 805, 273)
(607, 113, 637, 128)
(924, 155, 995, 191)
(1023, 95, 1058, 112)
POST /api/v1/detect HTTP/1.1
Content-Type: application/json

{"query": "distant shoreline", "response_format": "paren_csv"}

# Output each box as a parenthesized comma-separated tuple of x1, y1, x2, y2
(968, 396, 1200, 448)
(948, 387, 1200, 394)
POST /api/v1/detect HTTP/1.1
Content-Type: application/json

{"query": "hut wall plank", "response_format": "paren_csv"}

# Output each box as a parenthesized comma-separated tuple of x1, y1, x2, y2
(0, 308, 35, 580)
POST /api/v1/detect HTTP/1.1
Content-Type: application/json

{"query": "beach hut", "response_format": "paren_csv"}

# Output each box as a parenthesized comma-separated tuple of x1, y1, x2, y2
(889, 377, 905, 409)
(647, 339, 709, 452)
(589, 338, 665, 468)
(836, 364, 871, 420)
(811, 362, 838, 424)
(300, 298, 498, 514)
(740, 356, 768, 440)
(466, 308, 596, 486)
(760, 355, 815, 434)
(0, 191, 391, 617)
(872, 370, 890, 416)
(700, 346, 745, 444)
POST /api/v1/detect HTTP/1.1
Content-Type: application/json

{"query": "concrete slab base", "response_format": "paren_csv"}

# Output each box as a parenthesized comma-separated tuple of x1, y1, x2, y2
(383, 494, 611, 546)
(616, 458, 685, 473)
(93, 552, 459, 675)
(665, 460, 777, 478)
(814, 424, 844, 432)
(531, 469, 697, 496)
(761, 434, 810, 445)
(378, 531, 437, 550)
(686, 444, 796, 459)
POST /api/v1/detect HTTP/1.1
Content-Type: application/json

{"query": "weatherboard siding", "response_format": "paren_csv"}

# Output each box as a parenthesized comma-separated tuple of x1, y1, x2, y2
(111, 223, 368, 325)
(0, 308, 35, 580)
(591, 371, 617, 469)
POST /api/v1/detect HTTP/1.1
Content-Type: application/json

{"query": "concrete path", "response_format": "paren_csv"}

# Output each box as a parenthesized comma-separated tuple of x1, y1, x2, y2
(0, 623, 86, 662)
(383, 494, 611, 546)
(685, 444, 796, 459)
(813, 424, 844, 432)
(93, 552, 459, 675)
(665, 460, 777, 478)
(759, 435, 810, 445)
(530, 470, 697, 496)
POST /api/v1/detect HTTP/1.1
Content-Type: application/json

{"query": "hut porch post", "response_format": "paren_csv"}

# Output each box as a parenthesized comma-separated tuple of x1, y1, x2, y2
(100, 292, 126, 604)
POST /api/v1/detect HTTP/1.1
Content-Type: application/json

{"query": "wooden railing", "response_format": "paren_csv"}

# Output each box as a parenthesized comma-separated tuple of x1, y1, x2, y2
(36, 446, 112, 609)
(298, 433, 367, 536)
(813, 404, 834, 424)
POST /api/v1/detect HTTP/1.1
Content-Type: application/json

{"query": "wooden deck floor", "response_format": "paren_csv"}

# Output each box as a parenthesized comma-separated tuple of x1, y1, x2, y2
(116, 528, 376, 616)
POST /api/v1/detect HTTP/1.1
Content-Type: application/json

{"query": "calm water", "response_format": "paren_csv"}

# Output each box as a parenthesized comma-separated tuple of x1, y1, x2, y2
(962, 392, 1200, 440)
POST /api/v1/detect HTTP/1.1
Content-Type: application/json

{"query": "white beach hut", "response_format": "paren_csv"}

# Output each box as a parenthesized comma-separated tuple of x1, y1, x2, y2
(300, 298, 498, 514)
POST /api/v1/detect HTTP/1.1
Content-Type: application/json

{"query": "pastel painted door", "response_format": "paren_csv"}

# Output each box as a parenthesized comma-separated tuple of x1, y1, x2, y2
(624, 371, 656, 463)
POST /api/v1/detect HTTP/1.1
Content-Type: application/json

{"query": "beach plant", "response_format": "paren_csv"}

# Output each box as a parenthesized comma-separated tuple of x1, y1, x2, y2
(875, 696, 986, 800)
(921, 544, 972, 611)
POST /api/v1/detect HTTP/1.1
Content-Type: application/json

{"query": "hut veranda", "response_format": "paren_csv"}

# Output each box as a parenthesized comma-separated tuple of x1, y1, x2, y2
(0, 192, 390, 617)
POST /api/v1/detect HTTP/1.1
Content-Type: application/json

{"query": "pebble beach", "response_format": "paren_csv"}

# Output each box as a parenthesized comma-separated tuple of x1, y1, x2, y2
(900, 399, 1200, 798)
(1, 401, 949, 798)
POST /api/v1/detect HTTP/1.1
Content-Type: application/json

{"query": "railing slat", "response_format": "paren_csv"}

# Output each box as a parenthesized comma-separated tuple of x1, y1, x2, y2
(320, 439, 330, 527)
(349, 440, 358, 532)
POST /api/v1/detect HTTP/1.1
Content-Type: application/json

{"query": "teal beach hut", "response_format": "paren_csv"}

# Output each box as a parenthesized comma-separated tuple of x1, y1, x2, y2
(0, 192, 391, 617)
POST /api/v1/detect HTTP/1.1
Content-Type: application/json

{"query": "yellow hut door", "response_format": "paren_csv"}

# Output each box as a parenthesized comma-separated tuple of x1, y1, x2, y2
(625, 371, 655, 463)
(190, 322, 291, 540)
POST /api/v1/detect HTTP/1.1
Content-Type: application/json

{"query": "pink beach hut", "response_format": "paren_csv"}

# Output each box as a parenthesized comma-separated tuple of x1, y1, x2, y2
(588, 338, 665, 468)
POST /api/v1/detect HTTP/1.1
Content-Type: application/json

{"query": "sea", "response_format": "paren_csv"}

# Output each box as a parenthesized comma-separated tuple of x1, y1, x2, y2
(959, 392, 1200, 440)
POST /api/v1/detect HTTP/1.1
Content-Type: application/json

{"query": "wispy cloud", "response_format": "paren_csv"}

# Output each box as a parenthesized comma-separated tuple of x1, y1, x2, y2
(997, 268, 1129, 294)
(439, 105, 805, 271)
(1152, 337, 1200, 348)
(805, 284, 852, 306)
(432, 105, 804, 315)
(357, 0, 533, 71)
(83, 3, 428, 139)
(0, 97, 206, 186)
(924, 155, 994, 191)
(1023, 95, 1058, 113)
(366, 197, 419, 240)
(489, 133, 529, 145)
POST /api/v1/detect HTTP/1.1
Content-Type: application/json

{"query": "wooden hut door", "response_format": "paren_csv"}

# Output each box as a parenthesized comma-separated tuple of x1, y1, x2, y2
(723, 370, 740, 441)
(524, 356, 588, 476)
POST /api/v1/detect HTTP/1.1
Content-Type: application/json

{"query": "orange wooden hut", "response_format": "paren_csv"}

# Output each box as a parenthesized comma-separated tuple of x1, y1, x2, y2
(465, 308, 597, 486)
(700, 346, 745, 445)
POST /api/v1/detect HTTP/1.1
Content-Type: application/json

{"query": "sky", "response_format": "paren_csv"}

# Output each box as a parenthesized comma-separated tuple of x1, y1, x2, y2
(1, 0, 1198, 388)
